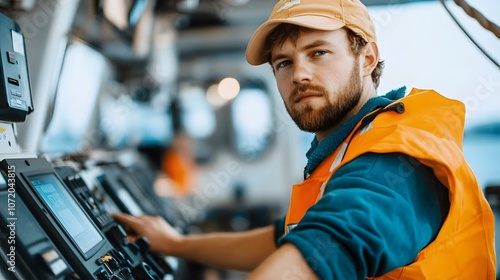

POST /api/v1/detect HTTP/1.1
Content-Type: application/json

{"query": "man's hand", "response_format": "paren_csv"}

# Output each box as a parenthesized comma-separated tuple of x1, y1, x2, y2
(112, 213, 277, 271)
(112, 213, 183, 255)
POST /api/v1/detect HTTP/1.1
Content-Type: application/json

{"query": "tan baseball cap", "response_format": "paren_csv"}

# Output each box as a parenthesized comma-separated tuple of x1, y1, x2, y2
(246, 0, 376, 65)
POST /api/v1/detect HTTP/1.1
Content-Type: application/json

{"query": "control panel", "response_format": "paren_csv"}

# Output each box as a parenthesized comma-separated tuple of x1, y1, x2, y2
(0, 13, 33, 122)
(0, 158, 135, 279)
(55, 165, 173, 279)
(0, 11, 183, 280)
(0, 173, 75, 280)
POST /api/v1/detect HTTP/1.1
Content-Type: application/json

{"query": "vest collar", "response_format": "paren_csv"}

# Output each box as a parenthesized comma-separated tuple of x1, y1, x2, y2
(304, 87, 407, 179)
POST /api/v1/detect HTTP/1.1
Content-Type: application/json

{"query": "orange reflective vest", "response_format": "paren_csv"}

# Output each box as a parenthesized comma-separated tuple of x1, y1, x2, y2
(284, 88, 496, 279)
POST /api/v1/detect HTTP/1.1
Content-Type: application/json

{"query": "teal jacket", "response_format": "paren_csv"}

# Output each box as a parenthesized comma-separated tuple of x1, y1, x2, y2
(274, 88, 450, 278)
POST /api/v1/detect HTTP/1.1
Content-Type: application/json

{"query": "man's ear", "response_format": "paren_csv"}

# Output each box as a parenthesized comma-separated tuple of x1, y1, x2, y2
(361, 41, 379, 78)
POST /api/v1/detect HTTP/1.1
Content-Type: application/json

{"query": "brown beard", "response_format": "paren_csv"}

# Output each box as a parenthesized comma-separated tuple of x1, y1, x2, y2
(284, 60, 362, 133)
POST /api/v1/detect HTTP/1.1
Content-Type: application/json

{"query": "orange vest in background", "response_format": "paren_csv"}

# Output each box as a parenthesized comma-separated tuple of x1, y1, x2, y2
(284, 88, 496, 279)
(160, 133, 199, 196)
(162, 150, 190, 194)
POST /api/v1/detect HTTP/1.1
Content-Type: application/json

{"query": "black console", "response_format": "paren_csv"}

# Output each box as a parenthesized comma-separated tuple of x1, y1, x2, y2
(55, 165, 173, 279)
(0, 158, 134, 279)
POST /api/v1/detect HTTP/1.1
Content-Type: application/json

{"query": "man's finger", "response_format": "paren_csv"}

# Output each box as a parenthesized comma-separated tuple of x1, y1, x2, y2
(126, 235, 139, 244)
(111, 212, 144, 226)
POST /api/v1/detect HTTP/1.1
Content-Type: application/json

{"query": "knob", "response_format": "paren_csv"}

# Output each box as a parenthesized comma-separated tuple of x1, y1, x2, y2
(135, 237, 150, 254)
(105, 225, 128, 247)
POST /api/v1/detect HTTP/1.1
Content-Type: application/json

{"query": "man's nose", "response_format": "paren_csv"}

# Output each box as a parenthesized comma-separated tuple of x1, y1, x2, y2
(291, 59, 312, 84)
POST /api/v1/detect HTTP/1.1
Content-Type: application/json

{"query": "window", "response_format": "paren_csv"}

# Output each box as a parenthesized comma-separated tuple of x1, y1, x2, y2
(230, 81, 273, 160)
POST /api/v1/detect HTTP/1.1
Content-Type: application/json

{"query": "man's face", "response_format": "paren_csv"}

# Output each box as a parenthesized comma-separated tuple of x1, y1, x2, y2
(270, 28, 362, 134)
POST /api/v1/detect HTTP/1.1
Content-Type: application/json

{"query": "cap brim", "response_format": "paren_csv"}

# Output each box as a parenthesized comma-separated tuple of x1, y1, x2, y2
(246, 16, 345, 65)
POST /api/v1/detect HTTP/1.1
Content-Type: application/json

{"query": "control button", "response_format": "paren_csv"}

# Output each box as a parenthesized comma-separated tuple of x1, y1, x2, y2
(105, 225, 127, 247)
(6, 51, 16, 64)
(41, 249, 68, 276)
(9, 98, 27, 110)
(117, 251, 126, 262)
(10, 89, 22, 97)
(95, 258, 104, 265)
(135, 237, 150, 254)
(96, 270, 109, 280)
(49, 259, 68, 276)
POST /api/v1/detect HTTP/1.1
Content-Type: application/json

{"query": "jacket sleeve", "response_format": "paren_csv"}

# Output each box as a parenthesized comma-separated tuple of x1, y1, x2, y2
(273, 216, 286, 245)
(277, 152, 449, 279)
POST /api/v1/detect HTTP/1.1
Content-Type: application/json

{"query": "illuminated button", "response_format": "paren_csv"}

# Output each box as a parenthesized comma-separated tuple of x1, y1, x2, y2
(100, 255, 113, 262)
(10, 89, 22, 97)
(6, 51, 16, 64)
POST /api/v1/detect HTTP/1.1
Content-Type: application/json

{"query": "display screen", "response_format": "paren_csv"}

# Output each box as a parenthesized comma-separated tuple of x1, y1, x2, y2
(29, 173, 103, 254)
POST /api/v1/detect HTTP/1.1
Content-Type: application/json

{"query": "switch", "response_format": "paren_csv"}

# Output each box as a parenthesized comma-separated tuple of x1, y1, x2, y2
(96, 270, 109, 280)
(6, 51, 16, 64)
(10, 89, 22, 97)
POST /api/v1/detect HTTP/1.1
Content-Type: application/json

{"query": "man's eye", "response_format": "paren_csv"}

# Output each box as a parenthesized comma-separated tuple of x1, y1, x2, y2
(314, 50, 327, 56)
(277, 60, 291, 68)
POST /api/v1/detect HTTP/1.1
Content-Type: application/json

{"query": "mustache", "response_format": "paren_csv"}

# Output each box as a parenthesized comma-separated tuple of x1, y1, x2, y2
(291, 84, 327, 101)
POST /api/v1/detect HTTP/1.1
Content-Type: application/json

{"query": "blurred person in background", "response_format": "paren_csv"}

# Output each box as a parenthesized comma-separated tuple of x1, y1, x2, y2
(154, 132, 199, 197)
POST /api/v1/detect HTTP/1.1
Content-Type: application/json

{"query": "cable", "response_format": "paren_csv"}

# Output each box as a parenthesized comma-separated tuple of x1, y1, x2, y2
(451, 0, 500, 39)
(439, 0, 500, 69)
